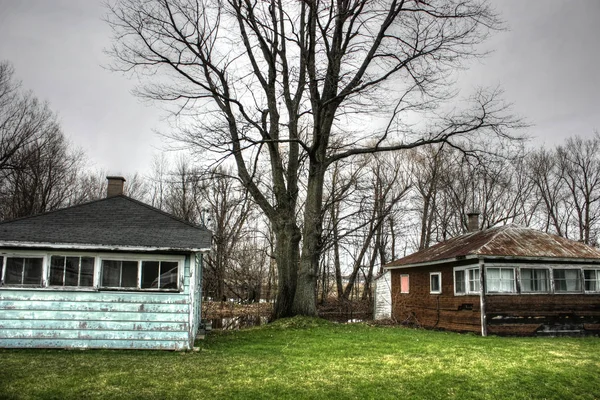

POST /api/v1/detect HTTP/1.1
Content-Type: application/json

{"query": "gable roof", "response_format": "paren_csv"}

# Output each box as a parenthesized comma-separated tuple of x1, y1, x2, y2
(386, 225, 600, 268)
(0, 195, 211, 252)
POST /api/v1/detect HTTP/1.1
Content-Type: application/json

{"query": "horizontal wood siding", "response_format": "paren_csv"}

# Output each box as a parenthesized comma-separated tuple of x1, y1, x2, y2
(390, 265, 481, 333)
(485, 293, 600, 336)
(191, 253, 202, 340)
(0, 254, 194, 350)
(374, 271, 392, 320)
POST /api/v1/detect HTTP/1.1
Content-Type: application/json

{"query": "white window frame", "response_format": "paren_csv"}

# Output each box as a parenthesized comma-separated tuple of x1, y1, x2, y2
(99, 254, 184, 292)
(453, 266, 480, 296)
(430, 272, 442, 294)
(519, 267, 551, 294)
(400, 274, 409, 294)
(485, 267, 517, 294)
(584, 268, 600, 293)
(453, 263, 600, 296)
(0, 250, 185, 293)
(0, 254, 45, 287)
(552, 267, 583, 294)
(48, 255, 96, 288)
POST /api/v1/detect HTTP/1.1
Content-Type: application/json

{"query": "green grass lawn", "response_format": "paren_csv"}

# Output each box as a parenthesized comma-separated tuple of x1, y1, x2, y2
(1, 317, 599, 399)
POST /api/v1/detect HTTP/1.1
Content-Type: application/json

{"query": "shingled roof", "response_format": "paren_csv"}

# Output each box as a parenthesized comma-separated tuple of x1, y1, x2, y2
(386, 225, 600, 268)
(0, 195, 211, 251)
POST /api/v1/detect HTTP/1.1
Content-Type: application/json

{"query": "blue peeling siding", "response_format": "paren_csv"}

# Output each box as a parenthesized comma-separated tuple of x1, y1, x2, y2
(191, 253, 203, 342)
(0, 253, 201, 351)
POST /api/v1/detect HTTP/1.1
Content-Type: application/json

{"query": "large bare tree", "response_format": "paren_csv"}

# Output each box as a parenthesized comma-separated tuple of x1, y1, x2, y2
(107, 0, 521, 317)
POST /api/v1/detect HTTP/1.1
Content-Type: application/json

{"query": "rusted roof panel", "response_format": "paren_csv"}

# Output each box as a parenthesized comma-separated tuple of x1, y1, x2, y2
(386, 225, 600, 268)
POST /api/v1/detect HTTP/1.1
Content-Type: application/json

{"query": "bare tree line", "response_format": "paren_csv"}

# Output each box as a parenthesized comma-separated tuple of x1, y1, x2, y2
(0, 61, 85, 220)
(3, 46, 600, 310)
(5, 0, 594, 320)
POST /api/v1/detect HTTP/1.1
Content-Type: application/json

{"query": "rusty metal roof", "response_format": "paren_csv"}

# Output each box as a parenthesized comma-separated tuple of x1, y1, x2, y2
(386, 225, 600, 268)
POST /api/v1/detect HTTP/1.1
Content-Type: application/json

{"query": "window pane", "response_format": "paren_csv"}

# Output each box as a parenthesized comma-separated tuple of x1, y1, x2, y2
(468, 268, 480, 292)
(502, 269, 515, 292)
(121, 261, 138, 288)
(400, 275, 409, 293)
(430, 274, 440, 293)
(487, 268, 500, 291)
(522, 268, 549, 292)
(159, 262, 178, 289)
(0, 256, 3, 282)
(102, 260, 121, 287)
(65, 257, 80, 286)
(584, 270, 598, 291)
(486, 268, 514, 293)
(455, 270, 466, 293)
(536, 269, 549, 292)
(80, 257, 95, 287)
(554, 269, 581, 292)
(141, 261, 160, 288)
(22, 258, 43, 285)
(5, 258, 24, 284)
(50, 256, 65, 286)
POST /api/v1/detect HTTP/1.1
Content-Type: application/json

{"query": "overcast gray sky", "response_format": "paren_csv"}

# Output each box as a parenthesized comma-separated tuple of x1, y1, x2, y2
(0, 0, 599, 175)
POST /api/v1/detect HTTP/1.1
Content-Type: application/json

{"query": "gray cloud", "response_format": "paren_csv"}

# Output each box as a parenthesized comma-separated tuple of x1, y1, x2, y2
(0, 0, 598, 175)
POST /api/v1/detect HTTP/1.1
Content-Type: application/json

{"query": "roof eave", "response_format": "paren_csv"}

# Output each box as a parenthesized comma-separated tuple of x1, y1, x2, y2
(384, 254, 481, 270)
(0, 241, 211, 254)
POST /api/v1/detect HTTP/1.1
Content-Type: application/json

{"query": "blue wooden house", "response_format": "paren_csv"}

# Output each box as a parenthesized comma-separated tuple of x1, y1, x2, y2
(0, 177, 211, 350)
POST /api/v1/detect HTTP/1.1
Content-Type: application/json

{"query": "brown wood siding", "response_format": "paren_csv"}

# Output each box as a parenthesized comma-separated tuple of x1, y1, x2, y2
(485, 294, 600, 335)
(390, 262, 600, 336)
(390, 265, 481, 333)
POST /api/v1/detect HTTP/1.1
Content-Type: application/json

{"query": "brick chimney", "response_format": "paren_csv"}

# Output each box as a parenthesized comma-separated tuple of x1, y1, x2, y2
(466, 212, 480, 233)
(106, 176, 126, 197)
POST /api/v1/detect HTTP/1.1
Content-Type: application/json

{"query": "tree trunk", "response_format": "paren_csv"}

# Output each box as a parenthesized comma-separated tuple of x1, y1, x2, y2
(293, 166, 326, 316)
(332, 202, 344, 298)
(272, 220, 301, 318)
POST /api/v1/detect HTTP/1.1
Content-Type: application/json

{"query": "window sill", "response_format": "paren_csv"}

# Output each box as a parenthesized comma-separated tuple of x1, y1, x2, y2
(99, 288, 182, 293)
(0, 286, 97, 292)
(0, 286, 182, 293)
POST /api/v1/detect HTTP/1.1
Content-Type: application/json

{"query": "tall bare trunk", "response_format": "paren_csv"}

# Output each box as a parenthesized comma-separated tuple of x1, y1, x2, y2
(293, 166, 326, 316)
(272, 220, 301, 318)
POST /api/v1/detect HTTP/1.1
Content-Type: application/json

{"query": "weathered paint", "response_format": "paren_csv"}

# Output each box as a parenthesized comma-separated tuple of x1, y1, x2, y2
(373, 271, 392, 320)
(189, 253, 203, 346)
(0, 251, 203, 350)
(1, 300, 189, 313)
(0, 339, 190, 350)
(479, 259, 487, 336)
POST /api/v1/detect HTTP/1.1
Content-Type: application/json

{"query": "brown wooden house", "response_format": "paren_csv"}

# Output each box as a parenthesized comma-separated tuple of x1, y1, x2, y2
(384, 223, 600, 336)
